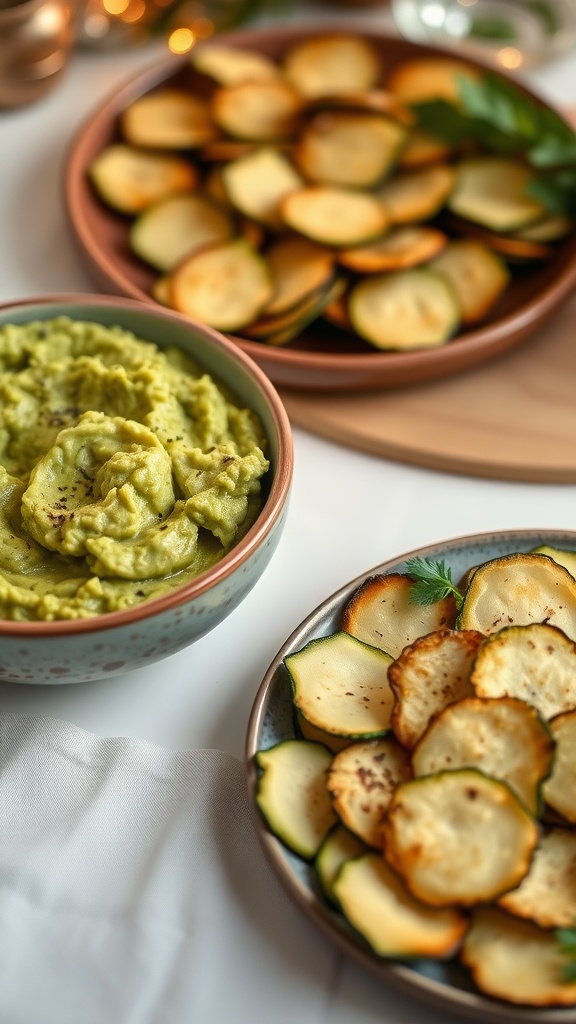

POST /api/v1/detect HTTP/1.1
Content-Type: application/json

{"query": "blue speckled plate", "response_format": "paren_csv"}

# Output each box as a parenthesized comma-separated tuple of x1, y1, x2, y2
(246, 529, 576, 1024)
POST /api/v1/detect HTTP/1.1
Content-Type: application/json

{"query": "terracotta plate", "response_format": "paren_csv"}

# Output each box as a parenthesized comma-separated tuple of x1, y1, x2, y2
(246, 529, 576, 1022)
(65, 25, 576, 392)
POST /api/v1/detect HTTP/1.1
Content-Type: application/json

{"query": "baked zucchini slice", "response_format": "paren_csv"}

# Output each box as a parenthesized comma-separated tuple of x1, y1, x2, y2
(120, 89, 217, 150)
(130, 192, 235, 272)
(333, 852, 468, 958)
(399, 129, 454, 168)
(388, 628, 483, 749)
(315, 823, 367, 904)
(386, 57, 481, 104)
(543, 709, 576, 823)
(211, 79, 302, 142)
(285, 631, 395, 739)
(342, 572, 457, 660)
(295, 710, 352, 754)
(221, 146, 303, 230)
(459, 552, 576, 639)
(281, 186, 389, 248)
(461, 905, 576, 1006)
(244, 276, 345, 347)
(377, 164, 456, 224)
(337, 226, 447, 274)
(169, 237, 273, 332)
(470, 622, 576, 721)
(411, 696, 554, 815)
(382, 769, 539, 907)
(282, 34, 382, 99)
(447, 157, 546, 233)
(499, 827, 576, 928)
(348, 268, 460, 351)
(327, 736, 412, 847)
(261, 235, 335, 317)
(295, 111, 407, 189)
(515, 214, 573, 243)
(431, 240, 509, 324)
(530, 544, 576, 579)
(88, 144, 198, 215)
(190, 43, 281, 85)
(255, 739, 337, 859)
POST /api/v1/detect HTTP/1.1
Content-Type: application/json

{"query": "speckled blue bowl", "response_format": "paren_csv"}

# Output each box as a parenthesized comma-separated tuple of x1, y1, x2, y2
(0, 294, 293, 685)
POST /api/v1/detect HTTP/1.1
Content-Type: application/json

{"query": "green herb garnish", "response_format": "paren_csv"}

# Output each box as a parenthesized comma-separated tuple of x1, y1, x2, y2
(556, 923, 576, 982)
(412, 72, 576, 216)
(404, 556, 465, 610)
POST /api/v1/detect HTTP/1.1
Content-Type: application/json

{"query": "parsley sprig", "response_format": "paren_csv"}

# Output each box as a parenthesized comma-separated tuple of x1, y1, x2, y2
(404, 556, 465, 610)
(556, 924, 576, 983)
(412, 73, 576, 216)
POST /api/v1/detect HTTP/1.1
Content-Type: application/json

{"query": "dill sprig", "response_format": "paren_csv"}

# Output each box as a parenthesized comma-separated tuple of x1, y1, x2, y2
(404, 556, 464, 610)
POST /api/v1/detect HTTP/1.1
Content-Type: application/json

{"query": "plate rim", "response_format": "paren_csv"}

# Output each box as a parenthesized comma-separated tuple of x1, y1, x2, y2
(63, 23, 576, 393)
(245, 527, 576, 1023)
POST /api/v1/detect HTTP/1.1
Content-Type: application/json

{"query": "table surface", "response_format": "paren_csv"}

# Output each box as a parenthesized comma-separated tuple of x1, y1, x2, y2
(3, 5, 576, 1020)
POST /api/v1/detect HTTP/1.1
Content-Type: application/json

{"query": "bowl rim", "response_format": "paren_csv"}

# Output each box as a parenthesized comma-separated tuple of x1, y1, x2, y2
(63, 22, 576, 392)
(0, 292, 293, 636)
(245, 527, 576, 1024)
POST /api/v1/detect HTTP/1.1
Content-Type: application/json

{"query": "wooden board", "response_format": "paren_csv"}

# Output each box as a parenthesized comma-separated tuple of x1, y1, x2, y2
(279, 291, 576, 482)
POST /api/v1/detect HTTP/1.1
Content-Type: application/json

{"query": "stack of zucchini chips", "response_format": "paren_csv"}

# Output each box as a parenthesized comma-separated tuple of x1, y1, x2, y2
(89, 33, 574, 352)
(257, 546, 576, 1007)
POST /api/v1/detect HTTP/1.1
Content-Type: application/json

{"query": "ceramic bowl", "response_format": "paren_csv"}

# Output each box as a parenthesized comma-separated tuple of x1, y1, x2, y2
(64, 23, 576, 392)
(246, 528, 576, 1023)
(0, 294, 293, 685)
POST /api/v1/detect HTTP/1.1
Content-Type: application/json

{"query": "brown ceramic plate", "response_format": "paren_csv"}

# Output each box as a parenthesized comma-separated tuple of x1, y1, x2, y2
(246, 529, 576, 1022)
(65, 24, 576, 392)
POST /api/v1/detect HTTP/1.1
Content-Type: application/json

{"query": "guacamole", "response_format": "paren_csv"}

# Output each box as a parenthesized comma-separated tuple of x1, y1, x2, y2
(0, 317, 270, 621)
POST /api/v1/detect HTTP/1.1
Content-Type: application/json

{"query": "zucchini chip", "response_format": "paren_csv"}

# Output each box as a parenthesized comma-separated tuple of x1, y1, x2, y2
(411, 696, 554, 815)
(282, 34, 382, 99)
(348, 268, 460, 351)
(120, 89, 217, 150)
(342, 572, 457, 660)
(303, 89, 414, 127)
(382, 769, 539, 907)
(262, 235, 335, 317)
(296, 710, 352, 754)
(531, 544, 576, 578)
(399, 129, 454, 168)
(388, 628, 483, 749)
(471, 623, 576, 721)
(285, 631, 395, 739)
(338, 226, 448, 274)
(221, 146, 303, 229)
(211, 79, 302, 142)
(190, 43, 281, 85)
(88, 144, 198, 215)
(281, 186, 390, 248)
(256, 740, 337, 859)
(543, 709, 576, 823)
(446, 213, 554, 262)
(295, 111, 407, 189)
(244, 276, 345, 347)
(499, 827, 576, 928)
(459, 552, 576, 639)
(461, 905, 576, 1007)
(169, 237, 273, 332)
(377, 164, 456, 224)
(334, 852, 468, 958)
(448, 157, 546, 233)
(130, 193, 235, 272)
(431, 240, 509, 324)
(386, 57, 481, 104)
(515, 214, 574, 243)
(327, 737, 412, 847)
(315, 824, 367, 904)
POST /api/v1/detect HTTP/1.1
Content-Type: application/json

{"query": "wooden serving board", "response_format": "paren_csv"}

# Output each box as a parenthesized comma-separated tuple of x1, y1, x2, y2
(279, 291, 576, 482)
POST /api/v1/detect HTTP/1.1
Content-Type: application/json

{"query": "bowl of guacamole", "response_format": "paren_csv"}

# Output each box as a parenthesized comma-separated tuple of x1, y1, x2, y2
(0, 294, 293, 684)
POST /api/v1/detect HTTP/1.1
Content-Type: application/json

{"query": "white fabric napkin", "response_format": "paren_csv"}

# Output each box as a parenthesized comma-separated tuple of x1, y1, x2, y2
(0, 714, 456, 1024)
